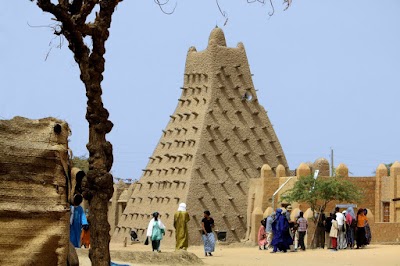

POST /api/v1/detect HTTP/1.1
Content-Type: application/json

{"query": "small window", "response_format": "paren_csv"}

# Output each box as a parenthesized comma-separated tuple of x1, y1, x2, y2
(383, 202, 390, 222)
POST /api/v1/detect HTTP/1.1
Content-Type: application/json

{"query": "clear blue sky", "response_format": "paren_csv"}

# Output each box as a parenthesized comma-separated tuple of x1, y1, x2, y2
(1, 1, 399, 179)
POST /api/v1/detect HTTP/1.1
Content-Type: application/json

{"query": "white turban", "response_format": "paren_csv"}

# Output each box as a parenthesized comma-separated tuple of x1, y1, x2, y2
(178, 203, 187, 212)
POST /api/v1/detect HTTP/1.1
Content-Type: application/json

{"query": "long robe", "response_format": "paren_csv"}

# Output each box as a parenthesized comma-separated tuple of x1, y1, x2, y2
(271, 213, 293, 250)
(174, 211, 190, 250)
(70, 205, 88, 248)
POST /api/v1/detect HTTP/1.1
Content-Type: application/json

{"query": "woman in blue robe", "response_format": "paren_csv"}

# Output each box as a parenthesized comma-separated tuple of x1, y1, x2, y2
(271, 208, 293, 253)
(70, 194, 88, 248)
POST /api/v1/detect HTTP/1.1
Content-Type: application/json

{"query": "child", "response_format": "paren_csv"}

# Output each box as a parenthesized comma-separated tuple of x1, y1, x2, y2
(329, 216, 338, 251)
(80, 224, 90, 248)
(258, 220, 268, 250)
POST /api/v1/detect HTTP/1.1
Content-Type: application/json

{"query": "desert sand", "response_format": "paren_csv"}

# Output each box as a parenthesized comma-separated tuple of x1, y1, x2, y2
(78, 243, 400, 266)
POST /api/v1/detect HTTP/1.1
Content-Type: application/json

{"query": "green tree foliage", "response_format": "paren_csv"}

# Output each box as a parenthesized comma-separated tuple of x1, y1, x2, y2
(281, 175, 362, 223)
(71, 155, 89, 173)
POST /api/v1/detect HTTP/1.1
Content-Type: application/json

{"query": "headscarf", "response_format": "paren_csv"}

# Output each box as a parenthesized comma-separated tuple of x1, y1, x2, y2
(178, 203, 187, 212)
(346, 207, 356, 219)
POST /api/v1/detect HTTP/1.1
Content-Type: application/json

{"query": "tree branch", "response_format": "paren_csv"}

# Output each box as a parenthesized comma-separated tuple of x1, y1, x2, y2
(59, 0, 69, 10)
(283, 0, 292, 11)
(37, 0, 89, 62)
(154, 0, 177, 15)
(74, 0, 98, 25)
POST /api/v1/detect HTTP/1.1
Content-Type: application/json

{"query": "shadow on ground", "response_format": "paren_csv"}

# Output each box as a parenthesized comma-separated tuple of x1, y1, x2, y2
(76, 248, 204, 265)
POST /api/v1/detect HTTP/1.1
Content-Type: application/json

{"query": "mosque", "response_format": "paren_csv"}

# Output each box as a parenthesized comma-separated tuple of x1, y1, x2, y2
(109, 28, 400, 246)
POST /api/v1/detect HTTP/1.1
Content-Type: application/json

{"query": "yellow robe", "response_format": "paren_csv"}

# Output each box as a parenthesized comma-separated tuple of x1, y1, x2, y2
(174, 211, 190, 250)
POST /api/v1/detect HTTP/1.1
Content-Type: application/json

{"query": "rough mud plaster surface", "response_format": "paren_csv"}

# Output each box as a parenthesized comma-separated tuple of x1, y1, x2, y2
(112, 28, 288, 246)
(109, 181, 130, 234)
(0, 116, 70, 265)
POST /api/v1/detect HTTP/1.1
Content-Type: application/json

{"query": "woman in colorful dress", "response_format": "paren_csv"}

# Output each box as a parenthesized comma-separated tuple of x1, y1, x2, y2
(258, 219, 268, 250)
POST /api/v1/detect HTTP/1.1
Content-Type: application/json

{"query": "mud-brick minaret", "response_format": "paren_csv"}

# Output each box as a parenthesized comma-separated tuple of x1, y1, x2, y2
(112, 28, 289, 245)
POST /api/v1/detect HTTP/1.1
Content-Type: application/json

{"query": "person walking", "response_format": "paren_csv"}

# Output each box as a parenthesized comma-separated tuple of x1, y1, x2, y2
(335, 207, 347, 249)
(265, 212, 275, 249)
(356, 208, 368, 249)
(174, 203, 190, 250)
(285, 206, 297, 252)
(345, 207, 356, 248)
(201, 210, 215, 256)
(146, 212, 166, 252)
(257, 220, 268, 250)
(297, 212, 308, 251)
(329, 215, 338, 251)
(271, 208, 293, 253)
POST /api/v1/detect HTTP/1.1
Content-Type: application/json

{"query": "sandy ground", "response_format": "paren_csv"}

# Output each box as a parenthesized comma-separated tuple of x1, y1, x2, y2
(78, 243, 400, 266)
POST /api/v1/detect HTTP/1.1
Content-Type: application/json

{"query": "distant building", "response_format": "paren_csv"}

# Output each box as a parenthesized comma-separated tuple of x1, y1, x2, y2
(248, 159, 400, 245)
(111, 27, 288, 245)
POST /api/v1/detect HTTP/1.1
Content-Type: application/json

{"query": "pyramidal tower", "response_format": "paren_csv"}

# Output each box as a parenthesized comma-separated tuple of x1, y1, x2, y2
(112, 28, 288, 245)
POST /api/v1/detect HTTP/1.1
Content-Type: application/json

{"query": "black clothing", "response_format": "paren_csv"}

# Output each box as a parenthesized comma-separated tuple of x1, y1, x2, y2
(298, 231, 306, 250)
(202, 217, 214, 234)
(152, 240, 160, 251)
(324, 217, 333, 232)
(356, 227, 366, 248)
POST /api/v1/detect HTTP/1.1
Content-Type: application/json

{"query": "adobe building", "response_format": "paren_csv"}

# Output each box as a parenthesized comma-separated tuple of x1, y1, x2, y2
(247, 159, 400, 245)
(112, 27, 289, 245)
(108, 180, 131, 234)
(0, 117, 72, 265)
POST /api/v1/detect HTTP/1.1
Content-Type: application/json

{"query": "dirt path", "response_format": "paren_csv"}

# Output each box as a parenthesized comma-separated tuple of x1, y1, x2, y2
(78, 243, 400, 266)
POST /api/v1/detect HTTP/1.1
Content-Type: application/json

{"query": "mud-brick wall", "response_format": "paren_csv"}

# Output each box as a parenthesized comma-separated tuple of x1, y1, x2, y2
(0, 117, 71, 266)
(370, 221, 400, 243)
(347, 177, 376, 214)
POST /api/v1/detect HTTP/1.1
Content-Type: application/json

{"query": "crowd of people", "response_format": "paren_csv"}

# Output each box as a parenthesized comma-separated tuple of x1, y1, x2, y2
(258, 205, 372, 253)
(317, 206, 371, 250)
(70, 200, 371, 257)
(69, 200, 214, 255)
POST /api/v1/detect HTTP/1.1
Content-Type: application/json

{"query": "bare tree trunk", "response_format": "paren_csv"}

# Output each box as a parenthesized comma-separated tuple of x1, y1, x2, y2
(83, 78, 114, 265)
(33, 1, 120, 265)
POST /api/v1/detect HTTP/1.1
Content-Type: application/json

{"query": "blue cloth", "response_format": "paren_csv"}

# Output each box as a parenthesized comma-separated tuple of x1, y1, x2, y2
(266, 216, 273, 233)
(151, 221, 163, 241)
(70, 205, 88, 248)
(202, 232, 215, 253)
(346, 207, 356, 219)
(271, 209, 293, 249)
(110, 263, 130, 266)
